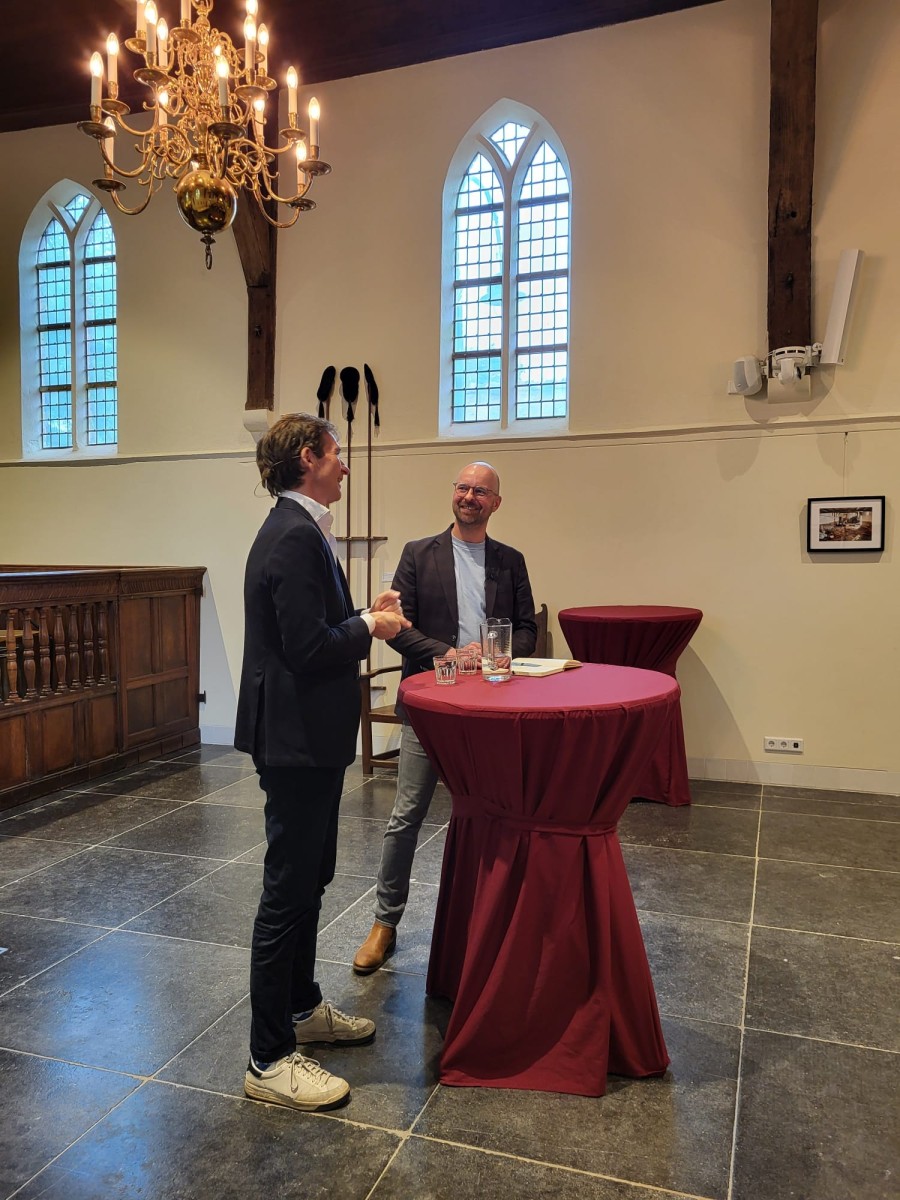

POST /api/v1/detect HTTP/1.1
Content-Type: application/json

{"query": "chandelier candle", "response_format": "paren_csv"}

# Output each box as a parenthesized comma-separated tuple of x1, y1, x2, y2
(79, 0, 331, 268)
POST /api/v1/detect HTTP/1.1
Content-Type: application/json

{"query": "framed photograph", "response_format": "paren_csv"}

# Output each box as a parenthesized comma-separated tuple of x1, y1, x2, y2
(807, 495, 885, 552)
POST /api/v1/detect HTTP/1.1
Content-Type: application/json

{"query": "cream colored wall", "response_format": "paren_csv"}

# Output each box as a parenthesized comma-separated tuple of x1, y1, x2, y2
(0, 0, 897, 790)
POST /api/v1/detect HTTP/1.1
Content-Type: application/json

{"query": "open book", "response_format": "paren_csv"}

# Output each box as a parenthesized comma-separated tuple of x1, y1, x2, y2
(511, 657, 582, 677)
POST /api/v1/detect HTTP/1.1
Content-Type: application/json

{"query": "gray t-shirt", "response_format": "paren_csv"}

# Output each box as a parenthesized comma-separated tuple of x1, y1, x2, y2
(452, 535, 487, 648)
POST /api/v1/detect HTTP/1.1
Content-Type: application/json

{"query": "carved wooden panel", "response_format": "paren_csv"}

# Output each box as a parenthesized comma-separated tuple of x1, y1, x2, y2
(0, 715, 27, 789)
(0, 567, 205, 811)
(41, 704, 78, 774)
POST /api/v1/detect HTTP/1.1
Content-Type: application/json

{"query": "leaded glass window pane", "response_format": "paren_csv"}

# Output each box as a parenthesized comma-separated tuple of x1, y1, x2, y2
(64, 194, 91, 222)
(37, 219, 68, 264)
(87, 385, 118, 445)
(452, 355, 501, 423)
(520, 142, 569, 203)
(515, 276, 569, 348)
(41, 390, 73, 448)
(37, 262, 71, 325)
(457, 154, 503, 209)
(488, 122, 530, 166)
(83, 208, 118, 447)
(515, 350, 568, 420)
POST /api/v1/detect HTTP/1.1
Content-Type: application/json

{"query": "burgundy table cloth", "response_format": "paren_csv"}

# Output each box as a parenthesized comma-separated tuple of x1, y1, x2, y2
(400, 663, 679, 1097)
(559, 605, 702, 807)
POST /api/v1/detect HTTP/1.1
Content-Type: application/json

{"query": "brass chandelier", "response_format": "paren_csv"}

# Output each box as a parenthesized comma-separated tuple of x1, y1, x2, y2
(78, 0, 330, 268)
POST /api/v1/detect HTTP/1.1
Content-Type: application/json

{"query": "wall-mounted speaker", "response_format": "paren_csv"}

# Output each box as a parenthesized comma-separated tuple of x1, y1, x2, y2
(820, 249, 864, 366)
(732, 356, 763, 395)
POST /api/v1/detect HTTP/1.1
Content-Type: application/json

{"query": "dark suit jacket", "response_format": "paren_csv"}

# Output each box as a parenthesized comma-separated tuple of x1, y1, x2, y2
(388, 526, 536, 713)
(234, 497, 372, 768)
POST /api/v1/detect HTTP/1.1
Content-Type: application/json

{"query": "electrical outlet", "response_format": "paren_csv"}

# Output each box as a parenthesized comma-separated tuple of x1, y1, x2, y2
(764, 736, 804, 753)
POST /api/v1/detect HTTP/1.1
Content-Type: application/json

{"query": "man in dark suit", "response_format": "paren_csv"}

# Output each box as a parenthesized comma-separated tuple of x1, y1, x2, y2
(235, 413, 409, 1112)
(352, 461, 536, 974)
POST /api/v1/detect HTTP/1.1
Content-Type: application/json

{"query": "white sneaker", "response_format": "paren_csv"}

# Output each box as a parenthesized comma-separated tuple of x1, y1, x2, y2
(294, 1000, 376, 1046)
(244, 1051, 350, 1111)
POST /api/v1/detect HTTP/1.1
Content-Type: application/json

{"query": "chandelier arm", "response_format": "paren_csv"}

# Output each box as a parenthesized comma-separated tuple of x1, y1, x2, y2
(257, 171, 313, 206)
(107, 184, 157, 217)
(98, 142, 156, 182)
(252, 191, 302, 230)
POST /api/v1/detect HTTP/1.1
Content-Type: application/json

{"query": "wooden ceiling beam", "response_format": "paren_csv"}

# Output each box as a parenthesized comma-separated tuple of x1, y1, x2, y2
(767, 0, 819, 351)
(232, 198, 277, 413)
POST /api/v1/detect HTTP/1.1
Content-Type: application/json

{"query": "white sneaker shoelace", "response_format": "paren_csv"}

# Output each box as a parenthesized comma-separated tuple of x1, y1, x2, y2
(325, 1002, 357, 1031)
(289, 1052, 333, 1095)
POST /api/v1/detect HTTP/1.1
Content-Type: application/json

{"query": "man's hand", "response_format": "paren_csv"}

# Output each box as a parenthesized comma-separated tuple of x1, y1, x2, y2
(370, 610, 411, 639)
(447, 640, 482, 662)
(369, 589, 403, 614)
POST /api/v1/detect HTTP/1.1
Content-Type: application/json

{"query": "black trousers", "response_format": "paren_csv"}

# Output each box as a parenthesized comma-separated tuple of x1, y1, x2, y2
(249, 763, 344, 1063)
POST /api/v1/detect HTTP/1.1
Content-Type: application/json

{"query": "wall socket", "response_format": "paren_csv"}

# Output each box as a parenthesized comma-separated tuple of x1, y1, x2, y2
(764, 736, 804, 753)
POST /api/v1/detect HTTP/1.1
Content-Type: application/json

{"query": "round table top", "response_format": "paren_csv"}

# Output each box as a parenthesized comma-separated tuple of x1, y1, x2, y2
(559, 605, 702, 625)
(399, 662, 679, 716)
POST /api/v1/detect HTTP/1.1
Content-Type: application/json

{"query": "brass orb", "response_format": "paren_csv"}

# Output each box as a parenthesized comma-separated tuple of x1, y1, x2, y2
(175, 169, 238, 235)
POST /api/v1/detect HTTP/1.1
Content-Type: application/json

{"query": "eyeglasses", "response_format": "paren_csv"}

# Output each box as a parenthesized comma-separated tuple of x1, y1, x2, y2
(453, 483, 496, 499)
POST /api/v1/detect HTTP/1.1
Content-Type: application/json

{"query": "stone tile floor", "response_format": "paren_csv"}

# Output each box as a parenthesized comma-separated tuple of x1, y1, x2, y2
(0, 749, 896, 1199)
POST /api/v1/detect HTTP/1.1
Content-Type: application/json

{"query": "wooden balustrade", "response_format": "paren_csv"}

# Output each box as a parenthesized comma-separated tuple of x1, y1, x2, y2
(0, 567, 205, 812)
(1, 599, 114, 703)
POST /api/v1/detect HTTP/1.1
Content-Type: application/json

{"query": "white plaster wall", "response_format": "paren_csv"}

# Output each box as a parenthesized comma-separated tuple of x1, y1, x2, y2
(0, 0, 897, 788)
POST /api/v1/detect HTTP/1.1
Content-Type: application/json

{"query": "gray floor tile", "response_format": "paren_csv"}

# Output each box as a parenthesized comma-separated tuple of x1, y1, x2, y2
(0, 791, 186, 845)
(341, 774, 403, 819)
(746, 925, 900, 1051)
(690, 780, 762, 810)
(691, 779, 762, 799)
(14, 1078, 401, 1200)
(0, 845, 219, 926)
(90, 761, 254, 802)
(0, 834, 83, 885)
(732, 1030, 898, 1200)
(196, 772, 266, 808)
(0, 1049, 139, 1198)
(618, 801, 758, 857)
(0, 929, 249, 1076)
(639, 910, 748, 1026)
(762, 790, 900, 822)
(335, 815, 391, 876)
(754, 858, 900, 942)
(372, 1137, 682, 1199)
(124, 863, 375, 949)
(624, 843, 755, 921)
(317, 881, 439, 976)
(104, 801, 265, 858)
(758, 810, 900, 872)
(415, 1015, 741, 1199)
(163, 746, 253, 768)
(763, 783, 899, 808)
(0, 912, 105, 995)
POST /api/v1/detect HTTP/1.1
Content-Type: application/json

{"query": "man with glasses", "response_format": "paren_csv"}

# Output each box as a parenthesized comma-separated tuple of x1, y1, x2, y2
(352, 461, 536, 974)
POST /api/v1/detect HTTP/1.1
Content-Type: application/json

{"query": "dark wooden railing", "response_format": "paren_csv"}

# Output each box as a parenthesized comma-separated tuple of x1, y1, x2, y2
(2, 598, 113, 703)
(0, 567, 205, 812)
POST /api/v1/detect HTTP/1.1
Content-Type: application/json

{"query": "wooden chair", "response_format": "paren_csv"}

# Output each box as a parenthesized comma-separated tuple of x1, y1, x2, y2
(359, 603, 549, 774)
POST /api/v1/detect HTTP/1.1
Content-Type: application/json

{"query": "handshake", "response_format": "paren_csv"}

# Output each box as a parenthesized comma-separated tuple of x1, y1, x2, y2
(367, 590, 411, 640)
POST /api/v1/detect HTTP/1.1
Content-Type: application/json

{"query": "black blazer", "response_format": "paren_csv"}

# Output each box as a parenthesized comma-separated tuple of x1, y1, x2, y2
(234, 497, 372, 768)
(388, 526, 537, 712)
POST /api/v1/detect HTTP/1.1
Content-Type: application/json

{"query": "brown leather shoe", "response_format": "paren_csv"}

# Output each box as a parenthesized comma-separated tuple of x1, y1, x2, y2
(352, 922, 397, 975)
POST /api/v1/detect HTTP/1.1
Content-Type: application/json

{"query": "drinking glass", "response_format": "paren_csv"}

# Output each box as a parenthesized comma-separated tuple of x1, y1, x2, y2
(433, 655, 457, 685)
(456, 649, 478, 676)
(480, 618, 512, 683)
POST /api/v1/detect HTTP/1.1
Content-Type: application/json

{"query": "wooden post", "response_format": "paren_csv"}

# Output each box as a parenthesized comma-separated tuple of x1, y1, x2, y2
(233, 195, 277, 413)
(767, 0, 819, 351)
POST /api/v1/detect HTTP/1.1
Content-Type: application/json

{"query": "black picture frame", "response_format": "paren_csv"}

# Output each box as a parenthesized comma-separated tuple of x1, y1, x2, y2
(807, 495, 886, 552)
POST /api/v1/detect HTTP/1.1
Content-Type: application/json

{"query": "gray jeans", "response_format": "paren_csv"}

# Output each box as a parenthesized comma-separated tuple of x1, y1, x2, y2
(374, 722, 439, 928)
